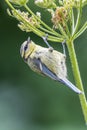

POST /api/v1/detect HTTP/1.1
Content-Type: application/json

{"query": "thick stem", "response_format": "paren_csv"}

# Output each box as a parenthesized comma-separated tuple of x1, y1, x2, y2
(66, 40, 87, 124)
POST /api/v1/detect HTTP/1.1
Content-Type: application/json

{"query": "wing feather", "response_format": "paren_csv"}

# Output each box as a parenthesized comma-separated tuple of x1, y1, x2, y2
(34, 58, 83, 94)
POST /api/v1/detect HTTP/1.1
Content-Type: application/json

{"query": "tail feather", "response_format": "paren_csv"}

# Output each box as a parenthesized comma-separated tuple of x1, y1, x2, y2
(59, 78, 83, 94)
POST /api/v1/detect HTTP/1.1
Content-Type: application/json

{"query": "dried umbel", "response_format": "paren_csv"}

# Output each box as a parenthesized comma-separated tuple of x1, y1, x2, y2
(52, 7, 69, 29)
(18, 13, 41, 32)
(7, 9, 41, 32)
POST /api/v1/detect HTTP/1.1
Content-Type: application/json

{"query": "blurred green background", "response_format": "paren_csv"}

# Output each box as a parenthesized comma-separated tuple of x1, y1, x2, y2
(0, 0, 87, 130)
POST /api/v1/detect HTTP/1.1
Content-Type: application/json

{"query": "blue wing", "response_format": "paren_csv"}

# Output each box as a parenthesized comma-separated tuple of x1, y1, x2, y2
(34, 58, 83, 94)
(33, 58, 59, 80)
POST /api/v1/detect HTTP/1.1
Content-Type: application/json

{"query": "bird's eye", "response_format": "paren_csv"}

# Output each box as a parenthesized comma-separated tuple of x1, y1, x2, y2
(24, 44, 28, 51)
(61, 61, 63, 65)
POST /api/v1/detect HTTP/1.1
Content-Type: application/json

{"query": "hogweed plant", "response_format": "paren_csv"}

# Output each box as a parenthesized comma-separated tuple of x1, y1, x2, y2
(5, 0, 87, 124)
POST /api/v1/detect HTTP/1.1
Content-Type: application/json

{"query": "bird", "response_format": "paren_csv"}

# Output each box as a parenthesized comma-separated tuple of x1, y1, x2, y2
(20, 37, 83, 94)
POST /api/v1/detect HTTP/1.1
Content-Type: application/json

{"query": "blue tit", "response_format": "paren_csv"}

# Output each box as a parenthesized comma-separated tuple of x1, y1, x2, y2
(20, 37, 83, 94)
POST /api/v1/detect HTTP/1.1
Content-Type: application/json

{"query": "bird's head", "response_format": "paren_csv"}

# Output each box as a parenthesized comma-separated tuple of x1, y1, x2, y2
(20, 37, 36, 61)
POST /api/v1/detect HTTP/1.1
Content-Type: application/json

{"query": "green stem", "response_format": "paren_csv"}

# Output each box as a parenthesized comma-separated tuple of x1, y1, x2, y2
(71, 8, 75, 35)
(73, 0, 82, 34)
(66, 39, 87, 124)
(39, 26, 64, 38)
(58, 24, 68, 39)
(73, 21, 87, 40)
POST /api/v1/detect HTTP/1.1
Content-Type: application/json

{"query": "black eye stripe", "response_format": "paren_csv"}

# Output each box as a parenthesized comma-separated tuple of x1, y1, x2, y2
(24, 44, 28, 51)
